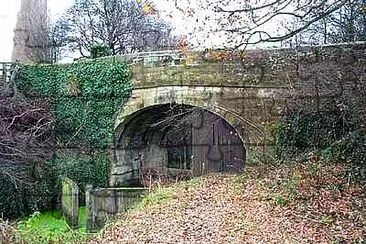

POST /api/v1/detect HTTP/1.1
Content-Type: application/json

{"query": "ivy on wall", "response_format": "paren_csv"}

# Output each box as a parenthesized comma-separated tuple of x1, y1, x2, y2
(9, 58, 133, 208)
(16, 57, 133, 149)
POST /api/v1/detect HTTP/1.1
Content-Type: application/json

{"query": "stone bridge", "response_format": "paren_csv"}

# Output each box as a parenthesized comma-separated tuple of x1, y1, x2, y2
(110, 43, 366, 186)
(4, 44, 364, 187)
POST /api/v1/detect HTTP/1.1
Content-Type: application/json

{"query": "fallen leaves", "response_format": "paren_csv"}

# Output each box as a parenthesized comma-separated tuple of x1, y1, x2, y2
(90, 162, 366, 243)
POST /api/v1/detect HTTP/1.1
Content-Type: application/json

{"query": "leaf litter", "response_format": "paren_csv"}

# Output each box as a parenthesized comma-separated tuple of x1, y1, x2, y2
(90, 161, 365, 243)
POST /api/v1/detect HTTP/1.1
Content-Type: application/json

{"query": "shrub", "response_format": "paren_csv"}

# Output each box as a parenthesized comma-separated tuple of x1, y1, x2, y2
(0, 218, 18, 243)
(273, 100, 365, 182)
(322, 130, 366, 182)
(0, 163, 57, 220)
(48, 153, 110, 199)
(90, 43, 112, 58)
(0, 87, 56, 219)
(273, 104, 354, 158)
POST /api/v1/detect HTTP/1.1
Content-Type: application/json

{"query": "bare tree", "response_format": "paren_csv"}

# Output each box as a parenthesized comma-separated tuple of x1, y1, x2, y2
(0, 79, 55, 218)
(0, 85, 54, 183)
(312, 0, 366, 44)
(168, 0, 364, 49)
(58, 0, 177, 56)
(281, 0, 366, 46)
(49, 18, 72, 63)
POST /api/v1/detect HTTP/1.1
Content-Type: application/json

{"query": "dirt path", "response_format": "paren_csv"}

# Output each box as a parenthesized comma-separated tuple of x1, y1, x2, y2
(90, 163, 366, 243)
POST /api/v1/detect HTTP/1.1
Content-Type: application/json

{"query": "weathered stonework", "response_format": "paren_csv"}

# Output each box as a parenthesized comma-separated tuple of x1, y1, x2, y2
(110, 43, 366, 186)
(116, 85, 285, 146)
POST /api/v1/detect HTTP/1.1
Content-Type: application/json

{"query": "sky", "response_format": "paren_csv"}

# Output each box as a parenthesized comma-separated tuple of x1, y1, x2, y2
(0, 0, 281, 62)
(0, 0, 73, 61)
(0, 0, 199, 62)
(0, 0, 228, 61)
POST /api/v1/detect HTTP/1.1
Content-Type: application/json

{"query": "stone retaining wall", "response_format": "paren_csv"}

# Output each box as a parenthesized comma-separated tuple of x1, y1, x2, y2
(86, 186, 146, 232)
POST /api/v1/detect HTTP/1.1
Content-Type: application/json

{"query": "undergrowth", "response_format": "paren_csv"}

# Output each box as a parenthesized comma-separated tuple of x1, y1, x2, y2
(272, 99, 365, 183)
(133, 176, 203, 211)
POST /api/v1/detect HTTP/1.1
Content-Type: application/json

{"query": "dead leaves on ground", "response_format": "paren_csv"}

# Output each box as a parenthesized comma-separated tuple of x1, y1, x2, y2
(90, 162, 365, 243)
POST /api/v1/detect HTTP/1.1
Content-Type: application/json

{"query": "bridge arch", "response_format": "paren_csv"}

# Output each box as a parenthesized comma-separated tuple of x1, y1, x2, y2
(115, 85, 251, 142)
(111, 92, 247, 186)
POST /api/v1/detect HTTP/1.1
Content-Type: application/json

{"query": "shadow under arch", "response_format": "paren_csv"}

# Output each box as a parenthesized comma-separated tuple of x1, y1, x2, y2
(111, 103, 246, 187)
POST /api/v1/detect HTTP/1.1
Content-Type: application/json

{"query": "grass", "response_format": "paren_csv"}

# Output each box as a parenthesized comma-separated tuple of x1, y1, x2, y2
(137, 188, 174, 207)
(131, 175, 203, 211)
(15, 179, 203, 243)
(16, 207, 93, 243)
(13, 161, 366, 243)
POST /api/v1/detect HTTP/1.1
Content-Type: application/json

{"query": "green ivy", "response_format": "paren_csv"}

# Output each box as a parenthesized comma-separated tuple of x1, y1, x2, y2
(47, 153, 111, 192)
(90, 43, 113, 58)
(16, 57, 133, 149)
(12, 58, 133, 211)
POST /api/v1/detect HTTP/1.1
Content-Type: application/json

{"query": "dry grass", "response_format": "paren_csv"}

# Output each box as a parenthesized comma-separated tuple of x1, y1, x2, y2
(0, 218, 20, 243)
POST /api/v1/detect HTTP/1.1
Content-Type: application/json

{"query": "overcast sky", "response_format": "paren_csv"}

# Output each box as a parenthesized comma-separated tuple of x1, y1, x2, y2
(0, 0, 278, 61)
(0, 0, 73, 61)
(0, 0, 201, 62)
(0, 0, 227, 61)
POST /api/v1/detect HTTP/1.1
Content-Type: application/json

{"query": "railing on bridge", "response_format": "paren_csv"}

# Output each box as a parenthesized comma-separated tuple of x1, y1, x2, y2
(5, 41, 365, 70)
(117, 41, 366, 68)
(0, 62, 12, 85)
(99, 49, 192, 67)
(120, 49, 184, 67)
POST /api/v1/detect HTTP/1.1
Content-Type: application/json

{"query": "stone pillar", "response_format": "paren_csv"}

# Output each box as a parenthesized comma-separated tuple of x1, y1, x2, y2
(12, 0, 50, 63)
(86, 184, 97, 232)
(61, 177, 79, 229)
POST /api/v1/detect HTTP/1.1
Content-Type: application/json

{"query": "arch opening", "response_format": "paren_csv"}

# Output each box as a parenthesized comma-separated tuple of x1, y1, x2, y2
(110, 103, 246, 187)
